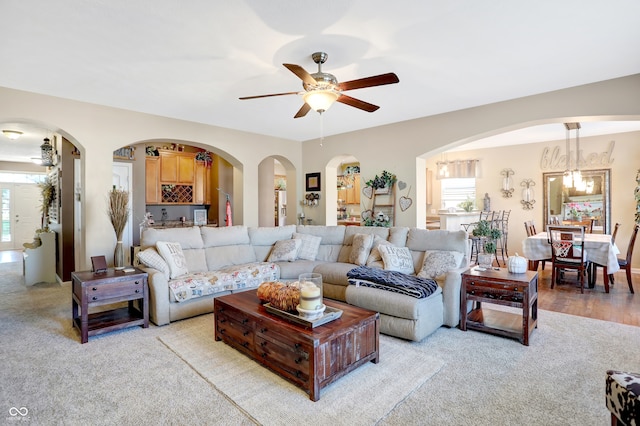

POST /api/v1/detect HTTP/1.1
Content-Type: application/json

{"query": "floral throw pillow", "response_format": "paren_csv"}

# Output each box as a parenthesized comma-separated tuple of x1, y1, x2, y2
(417, 250, 464, 279)
(378, 245, 414, 274)
(156, 241, 189, 279)
(268, 239, 302, 262)
(349, 233, 374, 266)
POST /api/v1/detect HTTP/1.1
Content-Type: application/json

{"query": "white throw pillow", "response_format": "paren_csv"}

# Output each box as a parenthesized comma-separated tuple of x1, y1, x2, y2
(417, 250, 465, 279)
(293, 232, 322, 261)
(378, 245, 414, 274)
(366, 235, 393, 266)
(268, 239, 302, 262)
(156, 241, 189, 279)
(136, 247, 170, 277)
(349, 233, 374, 266)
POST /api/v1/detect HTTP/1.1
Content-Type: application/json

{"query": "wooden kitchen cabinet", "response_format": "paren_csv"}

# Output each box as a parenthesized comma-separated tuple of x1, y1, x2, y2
(346, 173, 360, 205)
(159, 150, 196, 184)
(145, 156, 160, 204)
(194, 160, 211, 205)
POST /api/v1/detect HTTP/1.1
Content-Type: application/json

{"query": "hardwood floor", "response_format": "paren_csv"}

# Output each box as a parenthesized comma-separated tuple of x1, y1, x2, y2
(536, 266, 640, 327)
(1, 249, 638, 326)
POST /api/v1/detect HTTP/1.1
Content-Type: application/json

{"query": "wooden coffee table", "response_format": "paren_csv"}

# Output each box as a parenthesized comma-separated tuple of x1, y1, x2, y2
(214, 290, 380, 401)
(460, 267, 538, 346)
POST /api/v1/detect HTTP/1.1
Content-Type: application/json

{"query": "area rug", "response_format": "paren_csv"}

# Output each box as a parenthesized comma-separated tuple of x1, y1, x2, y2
(158, 315, 444, 426)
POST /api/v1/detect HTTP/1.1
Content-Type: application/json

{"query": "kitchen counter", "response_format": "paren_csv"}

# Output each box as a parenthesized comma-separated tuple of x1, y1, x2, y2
(338, 219, 361, 226)
(438, 211, 480, 231)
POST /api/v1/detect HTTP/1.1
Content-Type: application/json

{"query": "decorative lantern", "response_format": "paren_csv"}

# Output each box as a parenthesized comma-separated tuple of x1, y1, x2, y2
(40, 138, 54, 166)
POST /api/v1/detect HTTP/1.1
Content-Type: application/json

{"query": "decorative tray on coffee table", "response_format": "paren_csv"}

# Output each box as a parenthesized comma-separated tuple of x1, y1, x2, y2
(263, 303, 343, 328)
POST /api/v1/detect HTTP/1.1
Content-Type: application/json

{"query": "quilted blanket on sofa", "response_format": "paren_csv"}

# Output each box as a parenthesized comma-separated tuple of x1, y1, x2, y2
(347, 266, 438, 299)
(169, 262, 279, 303)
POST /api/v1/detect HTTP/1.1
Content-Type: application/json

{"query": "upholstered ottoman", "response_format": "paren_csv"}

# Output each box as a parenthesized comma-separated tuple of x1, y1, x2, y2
(345, 285, 443, 342)
(606, 370, 640, 425)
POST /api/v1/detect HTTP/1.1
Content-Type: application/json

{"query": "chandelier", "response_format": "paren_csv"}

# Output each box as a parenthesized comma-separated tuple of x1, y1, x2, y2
(562, 122, 584, 189)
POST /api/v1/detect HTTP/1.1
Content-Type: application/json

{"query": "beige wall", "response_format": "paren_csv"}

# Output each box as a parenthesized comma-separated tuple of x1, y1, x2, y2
(1, 73, 640, 271)
(424, 131, 639, 268)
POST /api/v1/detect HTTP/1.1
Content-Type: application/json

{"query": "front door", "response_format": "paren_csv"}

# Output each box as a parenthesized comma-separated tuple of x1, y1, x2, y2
(0, 183, 41, 250)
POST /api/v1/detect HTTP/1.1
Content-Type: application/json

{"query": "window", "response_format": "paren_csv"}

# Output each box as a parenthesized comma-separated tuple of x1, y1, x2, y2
(441, 178, 476, 209)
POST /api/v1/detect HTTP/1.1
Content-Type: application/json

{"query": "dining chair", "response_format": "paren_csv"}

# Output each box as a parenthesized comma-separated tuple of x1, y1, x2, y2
(614, 224, 638, 294)
(495, 210, 511, 266)
(590, 222, 629, 290)
(524, 220, 549, 270)
(547, 225, 590, 293)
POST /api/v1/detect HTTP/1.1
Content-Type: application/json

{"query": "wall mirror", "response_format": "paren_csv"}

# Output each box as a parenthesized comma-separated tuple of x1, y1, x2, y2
(543, 168, 611, 234)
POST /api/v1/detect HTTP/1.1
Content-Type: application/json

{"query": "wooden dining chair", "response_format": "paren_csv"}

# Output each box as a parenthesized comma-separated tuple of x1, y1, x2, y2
(590, 222, 627, 290)
(547, 225, 590, 293)
(614, 224, 639, 294)
(524, 220, 549, 270)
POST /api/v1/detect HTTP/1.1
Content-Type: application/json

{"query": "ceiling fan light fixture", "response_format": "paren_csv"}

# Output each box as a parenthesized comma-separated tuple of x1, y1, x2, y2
(303, 89, 339, 113)
(2, 130, 23, 140)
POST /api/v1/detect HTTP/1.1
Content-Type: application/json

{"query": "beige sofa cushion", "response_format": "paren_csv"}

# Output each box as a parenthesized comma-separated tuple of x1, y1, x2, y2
(249, 225, 296, 261)
(295, 225, 346, 262)
(140, 226, 204, 249)
(338, 226, 389, 263)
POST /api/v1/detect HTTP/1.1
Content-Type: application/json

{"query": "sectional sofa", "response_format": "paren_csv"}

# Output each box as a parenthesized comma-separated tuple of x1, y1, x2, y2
(137, 224, 470, 341)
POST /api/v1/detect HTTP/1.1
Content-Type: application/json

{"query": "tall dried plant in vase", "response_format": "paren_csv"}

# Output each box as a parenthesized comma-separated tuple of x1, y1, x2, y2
(108, 188, 129, 269)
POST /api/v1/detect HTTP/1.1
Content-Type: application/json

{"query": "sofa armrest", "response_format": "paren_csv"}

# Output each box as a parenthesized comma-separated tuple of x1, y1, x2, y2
(139, 266, 171, 326)
(440, 267, 465, 327)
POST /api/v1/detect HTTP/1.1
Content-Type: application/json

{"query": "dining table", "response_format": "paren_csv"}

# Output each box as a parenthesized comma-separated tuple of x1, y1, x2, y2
(521, 231, 620, 292)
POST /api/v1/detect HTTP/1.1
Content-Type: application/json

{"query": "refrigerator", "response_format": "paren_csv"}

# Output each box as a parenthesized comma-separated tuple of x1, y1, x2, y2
(275, 190, 287, 226)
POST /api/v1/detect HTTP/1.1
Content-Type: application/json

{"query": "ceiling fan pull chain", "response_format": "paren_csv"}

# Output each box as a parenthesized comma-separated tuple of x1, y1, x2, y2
(319, 113, 324, 147)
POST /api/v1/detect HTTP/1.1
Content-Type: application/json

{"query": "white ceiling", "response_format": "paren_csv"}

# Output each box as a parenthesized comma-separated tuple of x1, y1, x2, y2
(2, 1, 640, 163)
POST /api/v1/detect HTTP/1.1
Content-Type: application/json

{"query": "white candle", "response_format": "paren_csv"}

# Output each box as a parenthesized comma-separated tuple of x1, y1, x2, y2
(299, 284, 321, 310)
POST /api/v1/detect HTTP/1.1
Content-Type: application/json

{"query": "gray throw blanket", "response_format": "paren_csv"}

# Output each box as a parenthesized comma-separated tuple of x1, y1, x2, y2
(347, 266, 438, 299)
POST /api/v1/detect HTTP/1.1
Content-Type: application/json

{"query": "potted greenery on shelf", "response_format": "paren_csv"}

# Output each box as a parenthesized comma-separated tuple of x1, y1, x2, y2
(365, 170, 397, 194)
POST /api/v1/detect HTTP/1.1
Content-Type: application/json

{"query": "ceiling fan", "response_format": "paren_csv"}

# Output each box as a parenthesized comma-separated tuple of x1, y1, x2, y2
(239, 52, 399, 118)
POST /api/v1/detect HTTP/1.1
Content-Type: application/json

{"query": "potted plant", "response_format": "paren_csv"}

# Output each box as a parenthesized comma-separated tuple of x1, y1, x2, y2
(365, 170, 396, 194)
(107, 187, 130, 270)
(37, 177, 56, 232)
(472, 220, 502, 269)
(458, 197, 475, 212)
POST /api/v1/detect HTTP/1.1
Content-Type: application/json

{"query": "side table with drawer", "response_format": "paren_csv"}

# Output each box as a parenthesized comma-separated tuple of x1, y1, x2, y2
(460, 267, 538, 346)
(71, 268, 149, 343)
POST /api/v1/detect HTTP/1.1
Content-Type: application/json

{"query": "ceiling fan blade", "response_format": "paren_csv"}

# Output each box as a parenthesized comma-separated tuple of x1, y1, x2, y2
(338, 73, 399, 91)
(336, 95, 379, 112)
(294, 103, 311, 118)
(283, 63, 317, 86)
(239, 91, 299, 100)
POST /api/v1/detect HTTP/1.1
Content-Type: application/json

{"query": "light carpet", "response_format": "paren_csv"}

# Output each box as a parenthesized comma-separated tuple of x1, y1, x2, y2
(3, 258, 640, 425)
(158, 316, 444, 425)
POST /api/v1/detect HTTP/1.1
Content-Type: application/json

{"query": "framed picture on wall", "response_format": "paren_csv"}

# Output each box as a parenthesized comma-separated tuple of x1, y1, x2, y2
(194, 209, 207, 226)
(305, 172, 321, 191)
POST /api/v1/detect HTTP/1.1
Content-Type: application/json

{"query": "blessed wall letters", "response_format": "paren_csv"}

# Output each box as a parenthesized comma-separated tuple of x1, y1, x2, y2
(540, 140, 615, 171)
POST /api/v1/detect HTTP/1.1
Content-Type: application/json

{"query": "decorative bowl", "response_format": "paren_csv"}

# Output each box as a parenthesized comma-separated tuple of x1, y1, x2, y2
(296, 304, 326, 320)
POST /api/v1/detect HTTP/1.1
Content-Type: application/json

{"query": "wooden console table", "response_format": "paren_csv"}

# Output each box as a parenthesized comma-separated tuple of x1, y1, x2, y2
(214, 290, 379, 401)
(71, 268, 148, 343)
(460, 268, 538, 346)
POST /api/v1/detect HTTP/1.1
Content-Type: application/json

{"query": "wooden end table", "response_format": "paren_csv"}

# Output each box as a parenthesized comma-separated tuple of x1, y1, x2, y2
(460, 267, 538, 346)
(71, 267, 149, 343)
(214, 290, 380, 401)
